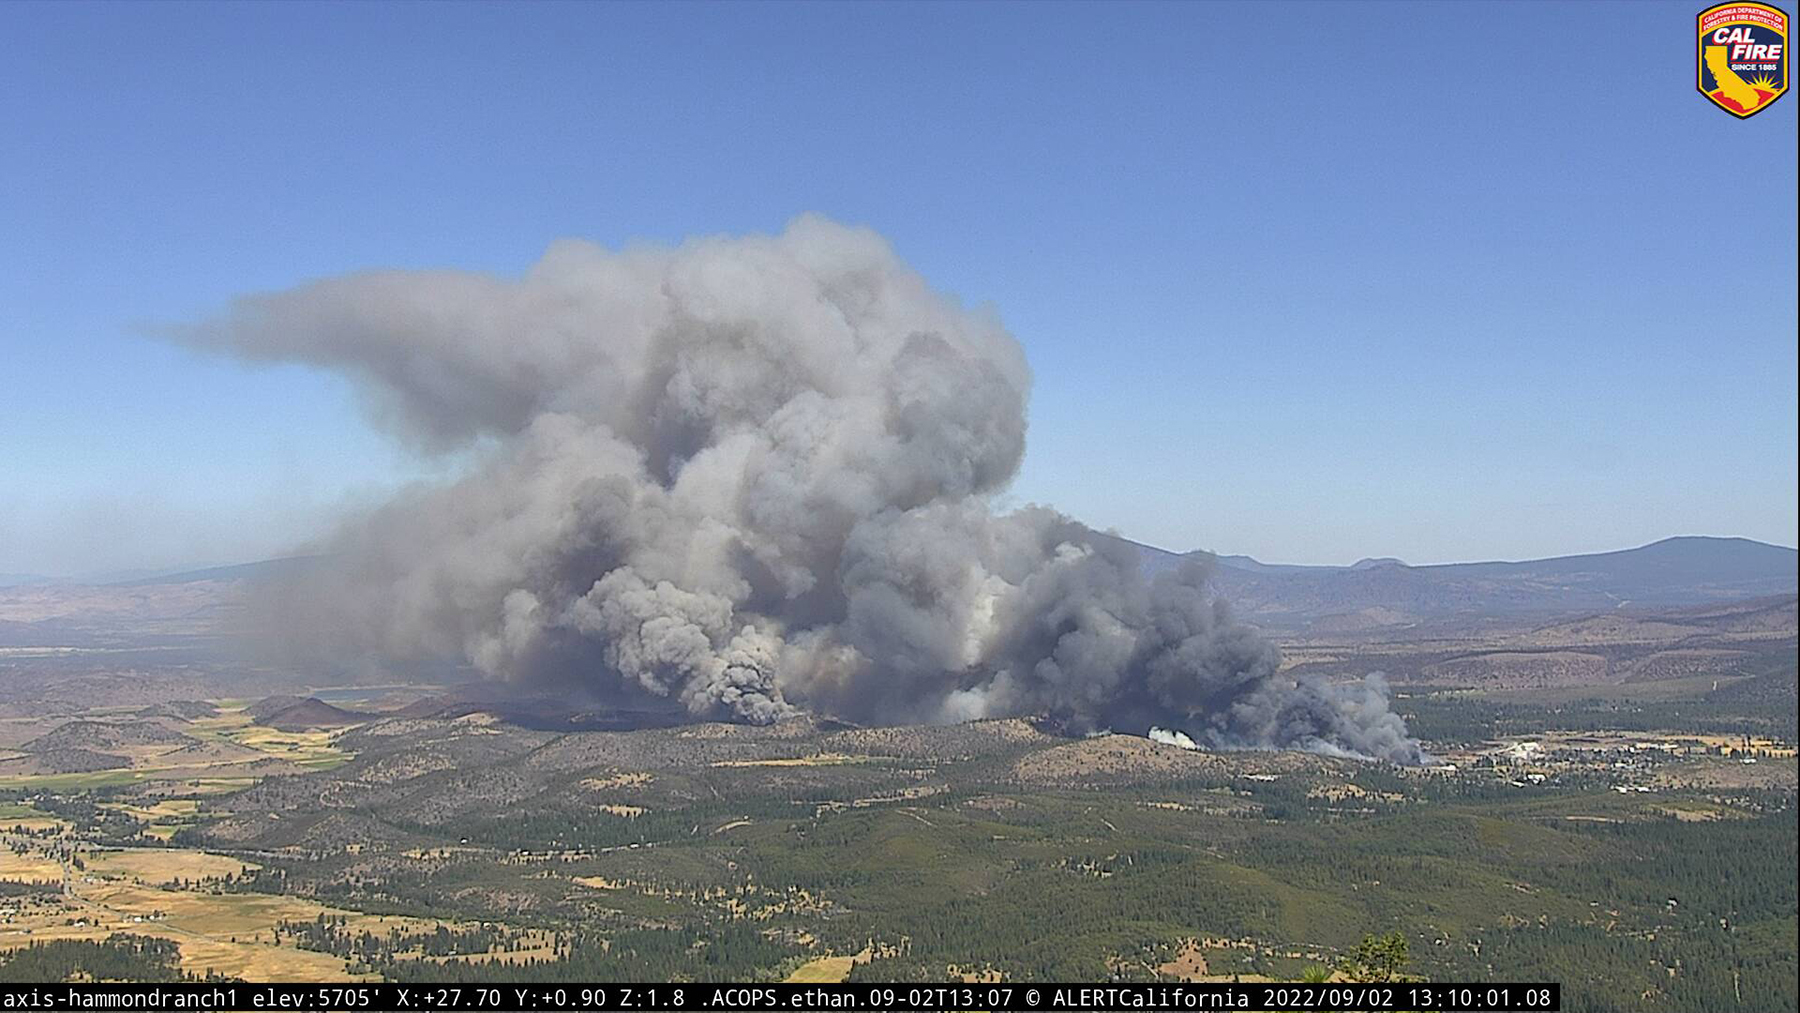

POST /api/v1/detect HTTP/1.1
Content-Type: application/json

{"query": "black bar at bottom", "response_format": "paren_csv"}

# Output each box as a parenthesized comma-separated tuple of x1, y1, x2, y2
(6, 981, 1558, 1011)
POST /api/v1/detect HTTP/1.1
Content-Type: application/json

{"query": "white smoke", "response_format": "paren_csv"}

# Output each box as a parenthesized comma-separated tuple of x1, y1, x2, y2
(1149, 727, 1200, 750)
(179, 215, 1424, 763)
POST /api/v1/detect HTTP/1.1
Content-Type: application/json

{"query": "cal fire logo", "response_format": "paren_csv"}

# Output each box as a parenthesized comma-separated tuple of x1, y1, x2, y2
(1697, 2, 1788, 117)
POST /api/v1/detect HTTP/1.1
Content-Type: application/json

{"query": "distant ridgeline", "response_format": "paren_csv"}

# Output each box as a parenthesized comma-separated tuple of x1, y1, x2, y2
(1108, 535, 1797, 627)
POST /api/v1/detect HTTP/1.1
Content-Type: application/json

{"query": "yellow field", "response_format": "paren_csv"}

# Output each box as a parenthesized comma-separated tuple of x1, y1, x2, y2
(0, 829, 478, 981)
(784, 954, 858, 982)
(0, 704, 420, 980)
(712, 753, 873, 768)
(0, 818, 67, 833)
(230, 726, 339, 756)
(83, 881, 320, 936)
(0, 803, 69, 834)
(0, 849, 64, 884)
(98, 798, 202, 841)
(86, 847, 255, 885)
(103, 799, 201, 822)
(42, 879, 452, 980)
(0, 700, 361, 793)
(158, 935, 364, 980)
(0, 917, 365, 981)
(187, 707, 350, 764)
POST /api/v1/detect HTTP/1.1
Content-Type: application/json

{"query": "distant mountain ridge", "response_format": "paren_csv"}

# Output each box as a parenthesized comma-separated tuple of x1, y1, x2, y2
(111, 556, 327, 586)
(5, 539, 1792, 644)
(1105, 535, 1797, 629)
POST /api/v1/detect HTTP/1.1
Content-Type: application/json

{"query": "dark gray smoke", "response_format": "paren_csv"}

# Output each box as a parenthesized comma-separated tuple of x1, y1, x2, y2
(180, 215, 1424, 763)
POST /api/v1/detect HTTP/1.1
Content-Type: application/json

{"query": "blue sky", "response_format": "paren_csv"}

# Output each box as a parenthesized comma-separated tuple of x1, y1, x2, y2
(2, 0, 1795, 576)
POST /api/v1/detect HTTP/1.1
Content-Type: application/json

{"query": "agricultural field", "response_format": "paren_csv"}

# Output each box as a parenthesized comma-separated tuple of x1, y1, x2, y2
(185, 707, 353, 770)
(0, 847, 65, 886)
(0, 802, 66, 834)
(0, 597, 1791, 1006)
(0, 814, 495, 980)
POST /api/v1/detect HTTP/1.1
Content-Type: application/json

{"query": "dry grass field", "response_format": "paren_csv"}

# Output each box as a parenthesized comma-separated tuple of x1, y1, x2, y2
(784, 952, 862, 982)
(784, 955, 855, 982)
(0, 817, 452, 981)
(186, 706, 353, 768)
(0, 802, 67, 834)
(86, 847, 253, 885)
(0, 701, 359, 797)
(712, 753, 877, 768)
(99, 798, 201, 841)
(102, 799, 201, 821)
(0, 840, 458, 980)
(0, 848, 64, 884)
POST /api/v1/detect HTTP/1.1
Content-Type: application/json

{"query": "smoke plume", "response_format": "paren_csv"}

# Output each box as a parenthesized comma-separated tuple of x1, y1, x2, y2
(181, 215, 1423, 763)
(1148, 727, 1200, 750)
